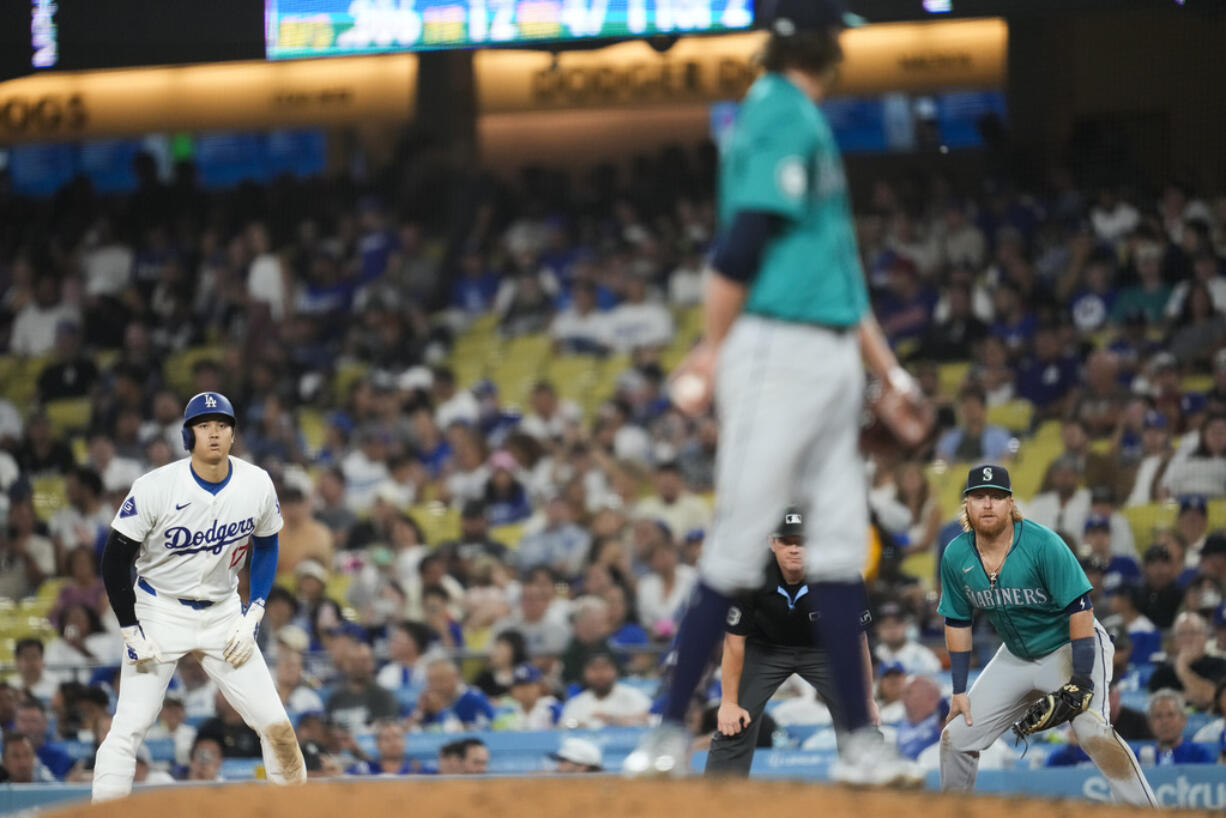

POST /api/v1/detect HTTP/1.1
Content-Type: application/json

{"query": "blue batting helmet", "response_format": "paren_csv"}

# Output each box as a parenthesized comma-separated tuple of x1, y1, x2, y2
(181, 392, 237, 451)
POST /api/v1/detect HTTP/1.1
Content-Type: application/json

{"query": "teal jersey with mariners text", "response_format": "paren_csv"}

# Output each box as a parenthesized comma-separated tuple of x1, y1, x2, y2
(718, 73, 868, 327)
(937, 519, 1093, 660)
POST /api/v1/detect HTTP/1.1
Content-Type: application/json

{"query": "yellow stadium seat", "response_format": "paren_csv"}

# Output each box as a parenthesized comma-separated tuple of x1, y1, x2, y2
(163, 346, 225, 396)
(491, 522, 526, 549)
(71, 437, 88, 465)
(900, 549, 938, 589)
(1182, 375, 1213, 393)
(985, 399, 1033, 434)
(937, 362, 972, 399)
(544, 356, 601, 408)
(31, 475, 68, 522)
(926, 461, 969, 519)
(297, 408, 326, 457)
(409, 502, 460, 546)
(675, 306, 703, 344)
(1010, 436, 1063, 503)
(332, 360, 370, 403)
(45, 397, 93, 435)
(1122, 502, 1177, 551)
(505, 333, 551, 368)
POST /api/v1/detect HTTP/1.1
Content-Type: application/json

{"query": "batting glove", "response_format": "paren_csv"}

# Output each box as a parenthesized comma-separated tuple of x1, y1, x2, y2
(223, 601, 265, 668)
(120, 623, 164, 671)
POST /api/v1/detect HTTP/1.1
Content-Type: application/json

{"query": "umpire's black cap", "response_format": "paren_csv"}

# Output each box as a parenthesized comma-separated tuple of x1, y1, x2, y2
(963, 464, 1012, 496)
(773, 506, 805, 538)
(757, 0, 865, 33)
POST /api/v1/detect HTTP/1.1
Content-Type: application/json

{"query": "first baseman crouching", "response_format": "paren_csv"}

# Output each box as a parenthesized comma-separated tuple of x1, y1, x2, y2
(938, 465, 1154, 806)
(92, 392, 306, 801)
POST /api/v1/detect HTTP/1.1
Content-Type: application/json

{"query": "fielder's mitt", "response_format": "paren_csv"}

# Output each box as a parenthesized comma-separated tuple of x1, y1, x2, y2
(1012, 679, 1094, 741)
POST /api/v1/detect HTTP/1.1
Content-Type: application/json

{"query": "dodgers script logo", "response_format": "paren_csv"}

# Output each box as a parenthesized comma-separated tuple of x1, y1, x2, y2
(163, 517, 255, 556)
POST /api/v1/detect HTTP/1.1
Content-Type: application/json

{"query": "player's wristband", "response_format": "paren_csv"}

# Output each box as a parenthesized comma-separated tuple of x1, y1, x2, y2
(1070, 636, 1095, 688)
(950, 650, 971, 695)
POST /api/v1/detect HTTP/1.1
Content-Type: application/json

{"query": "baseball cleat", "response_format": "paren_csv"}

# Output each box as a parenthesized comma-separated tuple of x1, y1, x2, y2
(829, 728, 925, 788)
(622, 723, 692, 778)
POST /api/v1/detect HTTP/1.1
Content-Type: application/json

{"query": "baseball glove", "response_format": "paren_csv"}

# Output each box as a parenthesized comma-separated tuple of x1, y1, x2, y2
(861, 375, 935, 454)
(1012, 679, 1094, 741)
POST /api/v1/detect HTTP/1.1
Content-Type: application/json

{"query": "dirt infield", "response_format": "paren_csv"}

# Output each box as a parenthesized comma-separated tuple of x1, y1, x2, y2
(50, 778, 1217, 818)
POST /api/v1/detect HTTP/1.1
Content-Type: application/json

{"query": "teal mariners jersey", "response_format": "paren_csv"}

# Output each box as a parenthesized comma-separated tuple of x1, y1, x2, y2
(718, 73, 869, 327)
(937, 519, 1093, 660)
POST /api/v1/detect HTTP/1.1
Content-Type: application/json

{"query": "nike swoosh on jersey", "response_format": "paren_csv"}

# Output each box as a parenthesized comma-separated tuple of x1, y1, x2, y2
(962, 565, 975, 573)
(175, 502, 191, 510)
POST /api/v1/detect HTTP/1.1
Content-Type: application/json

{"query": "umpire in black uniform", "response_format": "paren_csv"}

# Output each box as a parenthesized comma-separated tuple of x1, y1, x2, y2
(705, 507, 876, 777)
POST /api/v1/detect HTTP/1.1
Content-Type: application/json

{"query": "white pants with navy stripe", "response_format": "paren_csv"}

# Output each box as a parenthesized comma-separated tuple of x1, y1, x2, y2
(940, 619, 1156, 806)
(698, 316, 868, 595)
(92, 586, 305, 801)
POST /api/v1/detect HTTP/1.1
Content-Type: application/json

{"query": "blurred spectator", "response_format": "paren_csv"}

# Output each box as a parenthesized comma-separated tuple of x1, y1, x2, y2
(473, 630, 527, 699)
(197, 690, 261, 758)
(376, 619, 433, 709)
(988, 282, 1035, 356)
(1025, 455, 1090, 539)
(86, 434, 142, 497)
(1192, 680, 1226, 744)
(145, 696, 195, 767)
(494, 576, 569, 659)
(606, 275, 673, 353)
(277, 487, 334, 578)
(457, 737, 490, 774)
(1016, 323, 1079, 421)
(559, 596, 614, 686)
(274, 647, 325, 720)
(1080, 515, 1140, 594)
(1125, 410, 1174, 507)
(935, 386, 1013, 464)
(484, 451, 533, 525)
(496, 269, 557, 337)
(1085, 485, 1136, 559)
(1145, 689, 1214, 764)
(49, 546, 107, 627)
(346, 718, 413, 775)
(0, 732, 47, 783)
(325, 641, 399, 733)
(1075, 350, 1128, 441)
(603, 583, 649, 659)
(924, 279, 989, 362)
(496, 663, 560, 731)
(875, 258, 936, 350)
(1, 498, 55, 600)
(9, 275, 77, 357)
(1109, 680, 1153, 742)
(633, 462, 710, 543)
(43, 603, 118, 685)
(636, 539, 696, 640)
(1112, 242, 1171, 324)
(431, 367, 478, 430)
(558, 650, 650, 729)
(348, 485, 403, 551)
(176, 652, 218, 720)
(314, 467, 357, 547)
(342, 430, 393, 514)
(873, 602, 941, 676)
(1090, 188, 1139, 245)
(1161, 416, 1226, 499)
(48, 467, 111, 556)
(1105, 586, 1162, 665)
(875, 662, 907, 723)
(410, 658, 494, 732)
(1147, 612, 1226, 709)
(548, 736, 604, 773)
(14, 698, 73, 779)
(37, 322, 98, 402)
(550, 282, 611, 355)
(1170, 284, 1226, 367)
(1138, 544, 1187, 630)
(10, 639, 57, 703)
(450, 249, 500, 317)
(14, 414, 76, 477)
(183, 734, 224, 782)
(896, 675, 947, 760)
(518, 495, 590, 578)
(520, 382, 583, 444)
(1167, 250, 1226, 319)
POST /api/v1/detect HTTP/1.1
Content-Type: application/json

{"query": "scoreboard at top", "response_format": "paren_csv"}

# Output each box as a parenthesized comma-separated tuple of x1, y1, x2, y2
(265, 0, 755, 58)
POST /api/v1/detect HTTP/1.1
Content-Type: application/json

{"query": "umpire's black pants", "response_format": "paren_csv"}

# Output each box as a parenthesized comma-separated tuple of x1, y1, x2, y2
(704, 640, 847, 777)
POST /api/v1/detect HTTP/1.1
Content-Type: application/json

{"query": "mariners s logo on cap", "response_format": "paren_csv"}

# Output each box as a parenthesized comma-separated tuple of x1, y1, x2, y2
(963, 464, 1012, 495)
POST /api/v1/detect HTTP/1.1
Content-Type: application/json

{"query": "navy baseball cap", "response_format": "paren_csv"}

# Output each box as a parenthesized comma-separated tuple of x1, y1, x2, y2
(1213, 603, 1226, 628)
(773, 506, 805, 538)
(963, 464, 1011, 496)
(757, 0, 865, 33)
(879, 660, 906, 676)
(1142, 410, 1167, 430)
(1085, 513, 1111, 532)
(1180, 495, 1209, 515)
(511, 663, 543, 685)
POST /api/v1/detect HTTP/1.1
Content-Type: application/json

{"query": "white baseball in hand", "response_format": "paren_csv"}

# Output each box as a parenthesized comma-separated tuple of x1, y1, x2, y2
(671, 372, 707, 409)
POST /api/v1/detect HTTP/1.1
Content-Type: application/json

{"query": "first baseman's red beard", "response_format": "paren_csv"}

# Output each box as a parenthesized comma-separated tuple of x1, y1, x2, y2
(970, 505, 1012, 539)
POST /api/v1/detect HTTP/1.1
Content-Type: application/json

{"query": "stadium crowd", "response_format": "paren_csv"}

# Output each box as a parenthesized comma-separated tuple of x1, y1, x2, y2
(0, 143, 1225, 781)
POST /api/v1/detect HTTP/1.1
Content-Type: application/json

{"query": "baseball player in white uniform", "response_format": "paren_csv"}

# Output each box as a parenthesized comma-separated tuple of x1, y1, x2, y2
(92, 392, 306, 801)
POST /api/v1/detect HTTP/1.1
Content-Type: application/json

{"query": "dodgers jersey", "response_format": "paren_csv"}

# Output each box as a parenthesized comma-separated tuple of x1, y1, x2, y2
(112, 456, 282, 602)
(937, 519, 1092, 660)
(719, 73, 868, 327)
